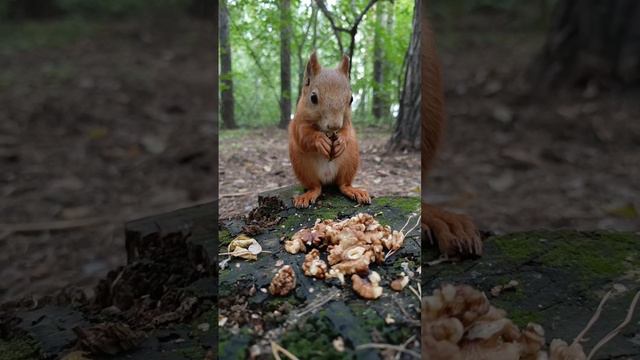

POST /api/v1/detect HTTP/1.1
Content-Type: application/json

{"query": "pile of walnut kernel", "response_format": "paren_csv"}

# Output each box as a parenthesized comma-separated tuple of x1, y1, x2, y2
(269, 213, 412, 299)
(422, 284, 586, 360)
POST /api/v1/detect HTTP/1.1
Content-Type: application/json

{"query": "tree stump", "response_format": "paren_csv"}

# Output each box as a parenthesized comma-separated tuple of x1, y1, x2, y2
(424, 231, 640, 358)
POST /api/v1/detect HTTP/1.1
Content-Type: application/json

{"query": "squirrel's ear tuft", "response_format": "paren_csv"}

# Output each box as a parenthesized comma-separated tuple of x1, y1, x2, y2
(338, 54, 350, 77)
(305, 51, 321, 82)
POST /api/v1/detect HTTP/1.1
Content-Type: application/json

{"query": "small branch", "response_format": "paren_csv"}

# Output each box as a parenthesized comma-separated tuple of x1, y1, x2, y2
(356, 343, 420, 359)
(271, 341, 300, 360)
(315, 0, 346, 54)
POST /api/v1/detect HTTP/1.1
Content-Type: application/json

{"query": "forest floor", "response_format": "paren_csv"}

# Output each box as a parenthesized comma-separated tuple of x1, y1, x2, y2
(0, 18, 216, 304)
(218, 127, 421, 219)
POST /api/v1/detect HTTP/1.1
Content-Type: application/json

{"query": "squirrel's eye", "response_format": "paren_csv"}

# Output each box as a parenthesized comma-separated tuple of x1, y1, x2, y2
(310, 93, 318, 104)
(349, 96, 353, 105)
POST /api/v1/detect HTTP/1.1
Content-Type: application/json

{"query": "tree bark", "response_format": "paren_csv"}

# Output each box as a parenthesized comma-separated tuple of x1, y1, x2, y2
(532, 0, 640, 89)
(388, 0, 420, 151)
(219, 0, 237, 129)
(372, 2, 387, 120)
(279, 0, 292, 129)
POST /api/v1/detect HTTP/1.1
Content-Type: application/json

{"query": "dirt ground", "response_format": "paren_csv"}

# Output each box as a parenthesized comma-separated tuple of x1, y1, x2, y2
(218, 128, 421, 219)
(0, 18, 215, 303)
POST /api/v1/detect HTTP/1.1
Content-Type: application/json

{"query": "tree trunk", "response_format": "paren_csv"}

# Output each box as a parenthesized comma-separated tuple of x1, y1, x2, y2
(532, 0, 640, 90)
(279, 0, 292, 129)
(188, 0, 214, 19)
(388, 0, 420, 151)
(372, 2, 387, 120)
(219, 0, 237, 129)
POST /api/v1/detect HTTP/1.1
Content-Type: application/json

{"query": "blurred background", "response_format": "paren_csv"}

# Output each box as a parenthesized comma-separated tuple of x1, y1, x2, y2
(427, 0, 640, 233)
(0, 0, 215, 303)
(219, 0, 422, 219)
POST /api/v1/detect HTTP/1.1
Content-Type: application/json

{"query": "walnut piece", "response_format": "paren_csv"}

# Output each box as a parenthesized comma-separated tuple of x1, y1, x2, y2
(284, 237, 306, 254)
(390, 273, 409, 291)
(302, 249, 327, 279)
(352, 271, 383, 299)
(269, 265, 296, 296)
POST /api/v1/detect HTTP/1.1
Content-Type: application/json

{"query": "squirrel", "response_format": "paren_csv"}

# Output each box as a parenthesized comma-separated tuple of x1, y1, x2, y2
(288, 51, 370, 208)
(422, 14, 482, 257)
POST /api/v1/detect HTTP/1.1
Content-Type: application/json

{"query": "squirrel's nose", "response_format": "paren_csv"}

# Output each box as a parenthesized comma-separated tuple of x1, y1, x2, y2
(327, 124, 340, 131)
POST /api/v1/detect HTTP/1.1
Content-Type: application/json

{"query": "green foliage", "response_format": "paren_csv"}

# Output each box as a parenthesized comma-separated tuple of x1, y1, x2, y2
(0, 18, 96, 54)
(223, 0, 414, 128)
(56, 0, 192, 18)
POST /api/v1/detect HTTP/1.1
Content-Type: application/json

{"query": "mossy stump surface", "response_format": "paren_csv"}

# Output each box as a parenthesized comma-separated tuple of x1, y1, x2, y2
(219, 186, 421, 360)
(423, 231, 640, 359)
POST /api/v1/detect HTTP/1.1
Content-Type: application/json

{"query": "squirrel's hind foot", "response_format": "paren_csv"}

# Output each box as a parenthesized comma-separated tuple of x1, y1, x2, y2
(339, 185, 371, 205)
(293, 188, 321, 208)
(422, 203, 482, 257)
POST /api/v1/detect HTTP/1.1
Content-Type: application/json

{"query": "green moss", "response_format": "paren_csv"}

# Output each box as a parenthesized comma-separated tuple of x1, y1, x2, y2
(178, 345, 207, 360)
(0, 338, 41, 360)
(219, 229, 233, 247)
(280, 314, 346, 359)
(374, 196, 420, 213)
(218, 328, 250, 360)
(540, 232, 638, 280)
(492, 233, 545, 263)
(506, 309, 543, 328)
(265, 296, 300, 312)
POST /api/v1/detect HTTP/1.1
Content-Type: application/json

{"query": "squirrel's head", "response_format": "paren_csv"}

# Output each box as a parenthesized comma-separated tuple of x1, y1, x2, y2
(299, 51, 352, 134)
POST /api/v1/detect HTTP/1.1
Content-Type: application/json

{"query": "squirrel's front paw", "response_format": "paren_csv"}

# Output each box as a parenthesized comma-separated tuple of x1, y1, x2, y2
(331, 135, 346, 159)
(314, 133, 332, 159)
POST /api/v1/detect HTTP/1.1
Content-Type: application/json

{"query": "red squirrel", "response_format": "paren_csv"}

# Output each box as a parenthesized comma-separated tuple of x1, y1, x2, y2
(422, 14, 482, 256)
(288, 51, 370, 208)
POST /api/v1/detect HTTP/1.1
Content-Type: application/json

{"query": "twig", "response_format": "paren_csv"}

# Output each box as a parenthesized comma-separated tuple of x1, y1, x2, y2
(297, 291, 338, 317)
(271, 341, 300, 360)
(404, 215, 421, 237)
(399, 213, 415, 233)
(407, 285, 421, 303)
(395, 335, 417, 360)
(356, 343, 420, 359)
(394, 298, 418, 325)
(573, 290, 612, 345)
(587, 290, 640, 360)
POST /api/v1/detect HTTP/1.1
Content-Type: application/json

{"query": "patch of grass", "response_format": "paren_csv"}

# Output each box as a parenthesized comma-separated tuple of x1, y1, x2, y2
(0, 18, 97, 54)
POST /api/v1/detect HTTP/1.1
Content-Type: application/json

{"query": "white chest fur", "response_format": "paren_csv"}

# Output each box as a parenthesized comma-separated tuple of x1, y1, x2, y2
(313, 155, 339, 185)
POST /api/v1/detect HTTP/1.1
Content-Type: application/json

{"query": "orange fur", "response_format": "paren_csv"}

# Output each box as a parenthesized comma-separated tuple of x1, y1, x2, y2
(289, 52, 370, 208)
(422, 6, 483, 257)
